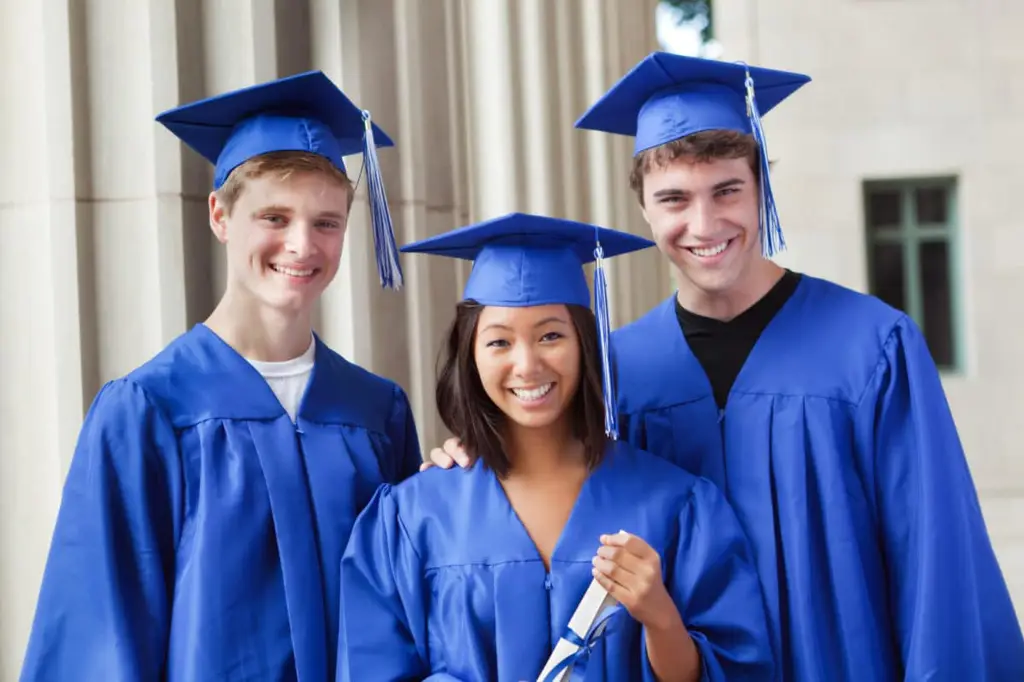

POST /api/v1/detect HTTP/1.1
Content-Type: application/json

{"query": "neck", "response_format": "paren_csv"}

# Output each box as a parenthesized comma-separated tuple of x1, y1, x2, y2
(205, 286, 314, 362)
(676, 259, 785, 321)
(503, 417, 583, 477)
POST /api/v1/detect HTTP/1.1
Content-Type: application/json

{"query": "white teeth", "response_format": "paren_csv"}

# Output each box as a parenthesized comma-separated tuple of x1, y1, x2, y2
(272, 264, 315, 277)
(511, 383, 553, 402)
(690, 241, 729, 258)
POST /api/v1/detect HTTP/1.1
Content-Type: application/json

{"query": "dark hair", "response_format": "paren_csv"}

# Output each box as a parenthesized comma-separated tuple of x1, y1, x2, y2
(629, 129, 762, 206)
(435, 301, 608, 478)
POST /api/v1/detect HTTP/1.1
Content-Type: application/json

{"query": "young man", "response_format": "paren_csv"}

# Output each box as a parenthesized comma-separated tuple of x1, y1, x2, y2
(19, 71, 421, 682)
(432, 53, 1024, 679)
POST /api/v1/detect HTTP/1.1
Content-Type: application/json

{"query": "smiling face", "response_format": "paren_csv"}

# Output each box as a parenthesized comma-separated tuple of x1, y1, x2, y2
(473, 304, 581, 432)
(631, 130, 783, 317)
(640, 155, 761, 296)
(209, 153, 353, 317)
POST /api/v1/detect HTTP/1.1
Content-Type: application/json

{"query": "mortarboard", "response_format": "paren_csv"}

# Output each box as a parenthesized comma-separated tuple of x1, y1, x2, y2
(575, 52, 811, 259)
(156, 70, 403, 289)
(401, 212, 656, 439)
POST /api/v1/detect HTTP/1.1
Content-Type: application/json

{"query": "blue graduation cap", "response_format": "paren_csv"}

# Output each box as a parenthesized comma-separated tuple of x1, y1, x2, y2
(401, 212, 656, 439)
(156, 70, 403, 289)
(575, 52, 811, 259)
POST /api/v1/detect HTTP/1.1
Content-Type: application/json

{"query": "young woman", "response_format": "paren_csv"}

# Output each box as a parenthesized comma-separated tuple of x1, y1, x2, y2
(337, 213, 773, 681)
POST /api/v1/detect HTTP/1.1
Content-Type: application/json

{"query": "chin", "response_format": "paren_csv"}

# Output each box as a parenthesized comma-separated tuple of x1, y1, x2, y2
(505, 411, 563, 430)
(260, 287, 320, 315)
(683, 268, 743, 295)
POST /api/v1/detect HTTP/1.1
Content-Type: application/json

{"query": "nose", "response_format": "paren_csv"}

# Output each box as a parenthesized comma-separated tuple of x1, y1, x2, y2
(687, 197, 716, 240)
(511, 342, 543, 379)
(284, 223, 316, 258)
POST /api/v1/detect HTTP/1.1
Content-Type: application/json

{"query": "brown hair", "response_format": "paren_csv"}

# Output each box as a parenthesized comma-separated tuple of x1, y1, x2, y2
(629, 129, 761, 205)
(435, 301, 608, 478)
(215, 150, 355, 215)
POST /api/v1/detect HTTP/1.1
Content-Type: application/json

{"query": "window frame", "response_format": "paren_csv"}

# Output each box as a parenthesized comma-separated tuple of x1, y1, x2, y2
(862, 176, 963, 373)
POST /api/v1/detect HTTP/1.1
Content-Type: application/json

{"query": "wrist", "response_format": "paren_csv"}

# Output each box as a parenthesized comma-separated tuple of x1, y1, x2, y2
(645, 594, 685, 634)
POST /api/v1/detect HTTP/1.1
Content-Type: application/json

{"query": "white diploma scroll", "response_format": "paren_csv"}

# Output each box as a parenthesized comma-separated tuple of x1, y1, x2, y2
(536, 577, 619, 682)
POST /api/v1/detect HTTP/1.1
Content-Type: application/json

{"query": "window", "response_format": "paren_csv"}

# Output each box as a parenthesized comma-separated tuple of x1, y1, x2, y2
(863, 178, 961, 370)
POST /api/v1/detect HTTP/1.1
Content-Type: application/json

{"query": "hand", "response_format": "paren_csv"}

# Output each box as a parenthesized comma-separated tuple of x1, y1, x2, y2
(419, 437, 472, 471)
(592, 531, 680, 632)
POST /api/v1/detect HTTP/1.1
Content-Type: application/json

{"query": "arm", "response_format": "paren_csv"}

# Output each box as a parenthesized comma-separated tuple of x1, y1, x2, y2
(662, 479, 775, 682)
(385, 384, 424, 483)
(337, 484, 433, 681)
(858, 317, 1024, 680)
(19, 379, 183, 682)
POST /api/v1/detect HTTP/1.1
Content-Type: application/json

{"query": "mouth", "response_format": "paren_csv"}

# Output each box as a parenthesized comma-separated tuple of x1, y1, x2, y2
(509, 383, 554, 403)
(684, 239, 732, 260)
(270, 263, 319, 279)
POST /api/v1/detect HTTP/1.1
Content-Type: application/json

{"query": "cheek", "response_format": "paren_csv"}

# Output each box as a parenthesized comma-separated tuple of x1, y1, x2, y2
(647, 209, 684, 244)
(473, 351, 504, 395)
(321, 230, 346, 259)
(550, 345, 581, 385)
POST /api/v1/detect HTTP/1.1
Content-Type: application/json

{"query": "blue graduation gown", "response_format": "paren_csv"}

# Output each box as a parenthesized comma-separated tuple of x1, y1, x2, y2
(613, 275, 1024, 681)
(19, 324, 422, 682)
(337, 441, 773, 681)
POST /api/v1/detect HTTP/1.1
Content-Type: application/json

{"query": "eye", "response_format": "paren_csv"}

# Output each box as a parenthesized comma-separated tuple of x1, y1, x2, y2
(485, 339, 509, 349)
(261, 214, 287, 226)
(716, 187, 740, 198)
(316, 220, 341, 230)
(540, 331, 564, 342)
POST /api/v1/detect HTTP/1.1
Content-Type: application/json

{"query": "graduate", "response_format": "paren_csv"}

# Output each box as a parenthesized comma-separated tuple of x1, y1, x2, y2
(571, 53, 1024, 679)
(337, 212, 774, 682)
(431, 54, 1024, 679)
(19, 72, 421, 681)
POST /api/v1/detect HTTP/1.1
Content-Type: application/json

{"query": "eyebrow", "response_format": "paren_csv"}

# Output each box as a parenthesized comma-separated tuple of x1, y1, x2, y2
(651, 177, 745, 199)
(250, 205, 346, 220)
(479, 316, 570, 334)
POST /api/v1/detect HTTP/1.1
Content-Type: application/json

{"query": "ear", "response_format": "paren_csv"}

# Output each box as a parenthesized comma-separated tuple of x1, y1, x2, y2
(209, 191, 229, 243)
(639, 201, 652, 228)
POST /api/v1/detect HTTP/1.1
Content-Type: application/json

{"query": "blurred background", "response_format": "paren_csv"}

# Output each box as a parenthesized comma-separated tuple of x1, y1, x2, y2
(0, 0, 1021, 677)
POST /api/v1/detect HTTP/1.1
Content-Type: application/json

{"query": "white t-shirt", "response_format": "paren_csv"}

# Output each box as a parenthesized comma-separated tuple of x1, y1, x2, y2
(245, 336, 315, 422)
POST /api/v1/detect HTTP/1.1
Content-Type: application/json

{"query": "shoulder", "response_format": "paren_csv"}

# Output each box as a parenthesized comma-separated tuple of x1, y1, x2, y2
(610, 296, 686, 395)
(385, 463, 475, 519)
(796, 275, 904, 342)
(119, 326, 227, 424)
(308, 340, 413, 433)
(719, 275, 910, 403)
(612, 295, 676, 353)
(316, 341, 410, 409)
(603, 440, 704, 503)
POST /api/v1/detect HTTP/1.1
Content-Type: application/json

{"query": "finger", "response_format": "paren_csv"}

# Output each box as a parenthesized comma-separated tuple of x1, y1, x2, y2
(601, 531, 658, 561)
(428, 447, 455, 469)
(592, 555, 639, 591)
(442, 437, 473, 468)
(592, 566, 631, 604)
(419, 460, 434, 472)
(595, 545, 646, 576)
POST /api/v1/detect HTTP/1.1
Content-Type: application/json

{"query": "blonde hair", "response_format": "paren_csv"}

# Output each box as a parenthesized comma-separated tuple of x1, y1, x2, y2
(215, 151, 355, 215)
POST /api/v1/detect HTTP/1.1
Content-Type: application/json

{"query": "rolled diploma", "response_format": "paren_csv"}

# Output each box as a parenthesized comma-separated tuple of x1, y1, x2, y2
(536, 577, 619, 682)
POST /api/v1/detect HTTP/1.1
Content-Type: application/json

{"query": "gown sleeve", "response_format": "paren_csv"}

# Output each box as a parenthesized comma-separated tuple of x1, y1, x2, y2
(19, 379, 184, 682)
(645, 477, 775, 682)
(856, 316, 1024, 680)
(337, 484, 458, 681)
(384, 384, 424, 484)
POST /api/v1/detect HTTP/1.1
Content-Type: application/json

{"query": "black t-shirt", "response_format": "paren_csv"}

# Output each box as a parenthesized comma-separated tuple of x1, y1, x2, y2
(675, 270, 802, 408)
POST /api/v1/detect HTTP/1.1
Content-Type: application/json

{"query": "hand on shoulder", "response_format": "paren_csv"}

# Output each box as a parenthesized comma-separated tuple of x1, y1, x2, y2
(419, 436, 473, 471)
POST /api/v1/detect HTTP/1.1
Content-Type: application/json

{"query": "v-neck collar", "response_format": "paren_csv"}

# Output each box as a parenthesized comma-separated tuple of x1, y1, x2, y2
(480, 444, 625, 568)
